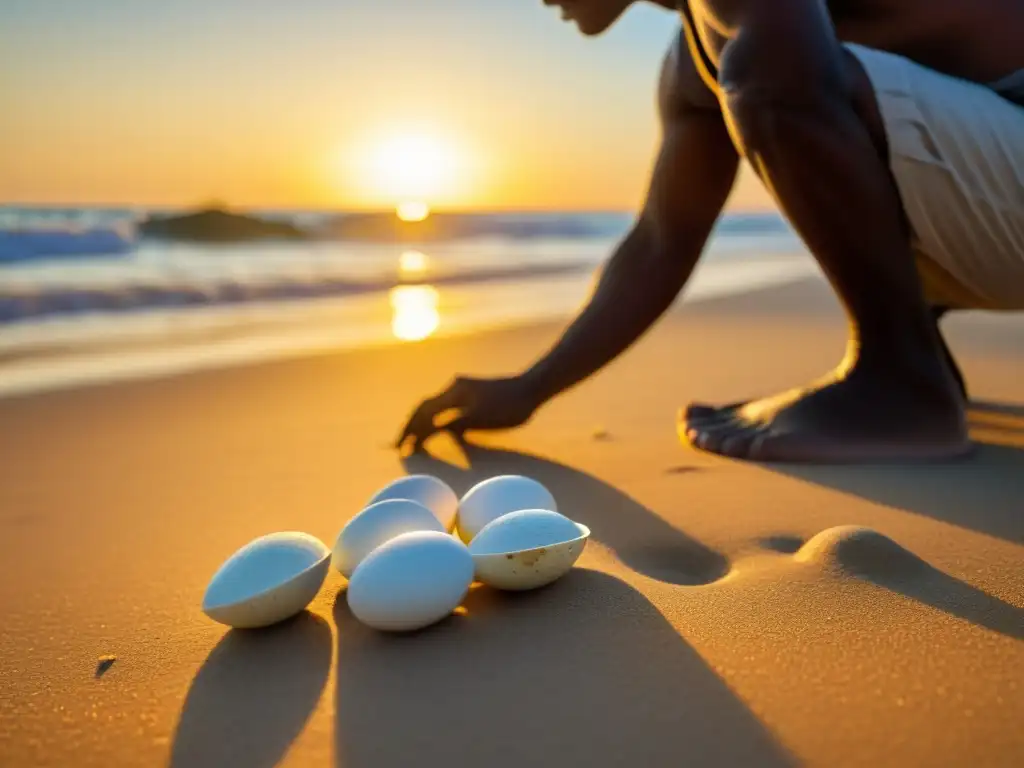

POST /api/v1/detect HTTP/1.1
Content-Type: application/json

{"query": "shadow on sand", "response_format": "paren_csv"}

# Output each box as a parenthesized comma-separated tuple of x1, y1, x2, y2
(403, 441, 728, 586)
(333, 568, 795, 768)
(750, 401, 1023, 639)
(169, 612, 331, 768)
(762, 402, 1024, 545)
(868, 555, 1024, 641)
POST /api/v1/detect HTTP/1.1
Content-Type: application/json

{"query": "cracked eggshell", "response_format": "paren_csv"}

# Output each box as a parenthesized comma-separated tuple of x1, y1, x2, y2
(333, 498, 444, 578)
(468, 509, 589, 591)
(203, 532, 331, 629)
(347, 530, 474, 632)
(366, 475, 459, 531)
(456, 475, 557, 543)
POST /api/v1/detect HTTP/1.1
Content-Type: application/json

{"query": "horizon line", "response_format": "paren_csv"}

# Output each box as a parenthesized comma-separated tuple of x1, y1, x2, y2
(0, 201, 778, 216)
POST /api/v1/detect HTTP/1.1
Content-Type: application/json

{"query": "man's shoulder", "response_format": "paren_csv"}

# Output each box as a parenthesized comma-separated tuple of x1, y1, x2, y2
(659, 27, 720, 121)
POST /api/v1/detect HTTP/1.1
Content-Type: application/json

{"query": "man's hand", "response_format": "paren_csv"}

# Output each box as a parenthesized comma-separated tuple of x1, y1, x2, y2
(395, 376, 540, 452)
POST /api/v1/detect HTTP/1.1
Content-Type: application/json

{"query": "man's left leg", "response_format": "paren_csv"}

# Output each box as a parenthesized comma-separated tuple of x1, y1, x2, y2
(932, 307, 967, 400)
(681, 3, 969, 463)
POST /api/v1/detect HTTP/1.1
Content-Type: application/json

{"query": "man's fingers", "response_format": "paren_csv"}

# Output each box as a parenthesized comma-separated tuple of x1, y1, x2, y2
(394, 406, 420, 447)
(394, 422, 417, 449)
(445, 408, 496, 438)
(444, 415, 472, 439)
(394, 400, 440, 449)
(430, 380, 473, 412)
(394, 382, 474, 450)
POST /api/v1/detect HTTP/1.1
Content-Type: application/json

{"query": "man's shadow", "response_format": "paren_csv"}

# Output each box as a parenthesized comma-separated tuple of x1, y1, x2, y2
(168, 613, 332, 768)
(761, 401, 1024, 545)
(402, 440, 729, 586)
(332, 568, 795, 768)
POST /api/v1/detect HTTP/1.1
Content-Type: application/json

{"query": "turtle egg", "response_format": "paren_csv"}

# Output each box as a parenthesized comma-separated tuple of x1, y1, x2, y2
(347, 530, 474, 632)
(456, 475, 556, 543)
(468, 509, 589, 591)
(332, 498, 444, 578)
(203, 531, 331, 629)
(367, 475, 459, 531)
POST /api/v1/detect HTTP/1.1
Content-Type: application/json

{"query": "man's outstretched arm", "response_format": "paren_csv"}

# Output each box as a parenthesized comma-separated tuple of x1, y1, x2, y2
(396, 40, 739, 449)
(519, 104, 738, 404)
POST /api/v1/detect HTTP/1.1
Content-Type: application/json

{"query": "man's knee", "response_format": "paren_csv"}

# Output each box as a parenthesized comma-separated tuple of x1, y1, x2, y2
(712, 19, 858, 155)
(725, 56, 888, 167)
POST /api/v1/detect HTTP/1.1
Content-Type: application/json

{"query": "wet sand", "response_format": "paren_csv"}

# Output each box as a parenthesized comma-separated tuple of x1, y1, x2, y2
(1, 278, 1021, 767)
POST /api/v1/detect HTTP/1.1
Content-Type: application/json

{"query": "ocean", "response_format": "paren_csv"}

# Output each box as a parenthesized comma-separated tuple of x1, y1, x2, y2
(0, 208, 815, 397)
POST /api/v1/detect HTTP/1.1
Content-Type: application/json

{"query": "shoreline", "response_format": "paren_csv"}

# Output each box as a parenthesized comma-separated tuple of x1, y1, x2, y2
(0, 254, 816, 400)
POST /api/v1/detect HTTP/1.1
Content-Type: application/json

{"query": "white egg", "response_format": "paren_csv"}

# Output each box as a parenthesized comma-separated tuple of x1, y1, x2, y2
(367, 474, 459, 531)
(469, 509, 590, 591)
(332, 498, 444, 578)
(456, 475, 557, 543)
(347, 530, 474, 632)
(203, 531, 331, 629)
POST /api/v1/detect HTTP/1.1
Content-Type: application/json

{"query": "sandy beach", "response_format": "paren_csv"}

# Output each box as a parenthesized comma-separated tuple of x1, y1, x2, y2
(1, 277, 1021, 767)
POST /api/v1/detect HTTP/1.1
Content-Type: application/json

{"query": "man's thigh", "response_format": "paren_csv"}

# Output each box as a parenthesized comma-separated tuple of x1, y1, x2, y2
(847, 43, 1024, 311)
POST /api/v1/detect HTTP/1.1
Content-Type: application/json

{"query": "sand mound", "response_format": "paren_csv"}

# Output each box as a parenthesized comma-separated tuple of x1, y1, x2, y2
(794, 526, 928, 579)
(792, 526, 1023, 641)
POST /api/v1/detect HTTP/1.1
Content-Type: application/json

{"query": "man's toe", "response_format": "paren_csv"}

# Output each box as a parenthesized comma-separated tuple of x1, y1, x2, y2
(683, 403, 719, 421)
(718, 426, 768, 459)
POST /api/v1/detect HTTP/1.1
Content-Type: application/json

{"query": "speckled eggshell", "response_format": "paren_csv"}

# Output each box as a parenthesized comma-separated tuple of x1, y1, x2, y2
(469, 509, 590, 591)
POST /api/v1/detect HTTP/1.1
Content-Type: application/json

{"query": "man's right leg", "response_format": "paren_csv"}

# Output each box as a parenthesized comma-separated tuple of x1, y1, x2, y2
(681, 1, 969, 463)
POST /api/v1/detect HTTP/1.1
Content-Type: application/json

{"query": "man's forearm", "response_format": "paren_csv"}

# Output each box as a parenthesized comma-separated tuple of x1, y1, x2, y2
(517, 61, 740, 408)
(519, 220, 703, 405)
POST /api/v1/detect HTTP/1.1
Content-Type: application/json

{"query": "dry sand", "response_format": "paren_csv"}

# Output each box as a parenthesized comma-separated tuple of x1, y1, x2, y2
(0, 278, 1021, 767)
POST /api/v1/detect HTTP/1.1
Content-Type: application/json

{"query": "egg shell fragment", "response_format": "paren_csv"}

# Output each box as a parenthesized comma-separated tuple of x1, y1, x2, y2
(456, 475, 557, 543)
(347, 530, 474, 632)
(203, 531, 331, 629)
(333, 498, 444, 578)
(469, 509, 590, 591)
(367, 474, 459, 531)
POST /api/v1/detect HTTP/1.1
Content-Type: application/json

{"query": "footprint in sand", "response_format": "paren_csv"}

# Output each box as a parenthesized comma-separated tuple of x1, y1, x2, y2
(757, 535, 805, 554)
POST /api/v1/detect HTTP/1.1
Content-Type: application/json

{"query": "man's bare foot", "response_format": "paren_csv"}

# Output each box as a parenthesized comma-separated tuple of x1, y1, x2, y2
(679, 363, 971, 463)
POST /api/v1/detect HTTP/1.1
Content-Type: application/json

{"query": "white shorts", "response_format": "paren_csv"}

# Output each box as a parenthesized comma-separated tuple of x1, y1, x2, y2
(845, 44, 1024, 310)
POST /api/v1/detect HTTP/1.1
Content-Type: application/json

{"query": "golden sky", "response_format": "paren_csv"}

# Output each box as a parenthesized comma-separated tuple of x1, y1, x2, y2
(0, 2, 772, 212)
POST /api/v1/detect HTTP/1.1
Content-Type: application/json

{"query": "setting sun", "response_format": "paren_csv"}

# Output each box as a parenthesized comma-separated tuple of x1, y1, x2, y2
(338, 124, 484, 209)
(370, 133, 455, 202)
(396, 201, 430, 222)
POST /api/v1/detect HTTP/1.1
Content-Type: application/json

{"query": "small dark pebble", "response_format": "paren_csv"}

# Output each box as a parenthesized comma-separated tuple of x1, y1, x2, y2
(95, 656, 116, 678)
(664, 465, 702, 475)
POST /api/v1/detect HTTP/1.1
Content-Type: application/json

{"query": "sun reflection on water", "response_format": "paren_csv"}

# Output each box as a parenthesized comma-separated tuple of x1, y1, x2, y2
(389, 284, 440, 342)
(399, 250, 430, 276)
